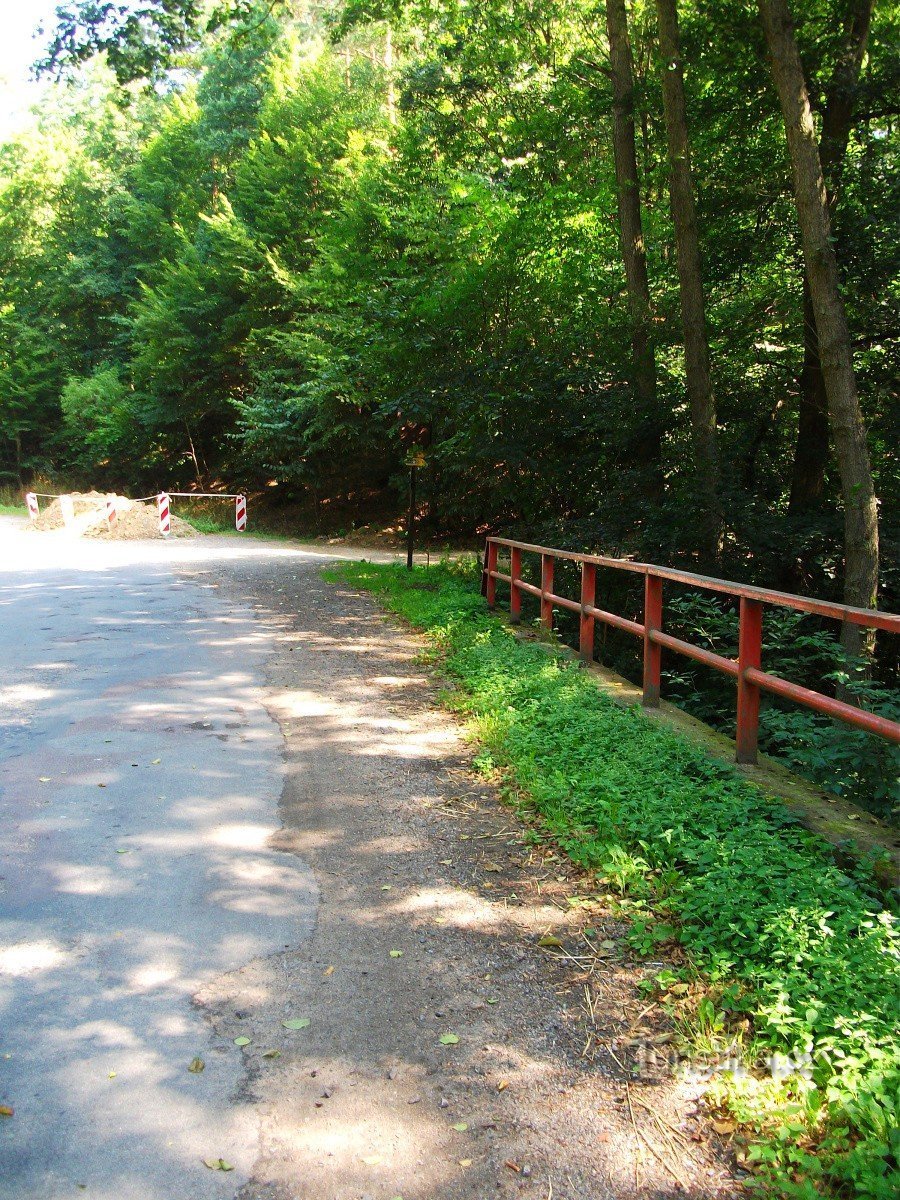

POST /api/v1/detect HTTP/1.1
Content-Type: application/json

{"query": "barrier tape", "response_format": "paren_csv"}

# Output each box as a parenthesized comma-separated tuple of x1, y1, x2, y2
(164, 491, 249, 532)
(20, 489, 249, 535)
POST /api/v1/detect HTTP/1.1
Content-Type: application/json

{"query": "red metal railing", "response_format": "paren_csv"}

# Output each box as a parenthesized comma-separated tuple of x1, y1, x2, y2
(482, 537, 900, 765)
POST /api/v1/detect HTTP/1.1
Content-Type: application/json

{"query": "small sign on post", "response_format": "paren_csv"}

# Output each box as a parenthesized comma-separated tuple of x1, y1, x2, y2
(235, 494, 247, 532)
(157, 492, 171, 537)
(404, 448, 426, 570)
(26, 493, 39, 522)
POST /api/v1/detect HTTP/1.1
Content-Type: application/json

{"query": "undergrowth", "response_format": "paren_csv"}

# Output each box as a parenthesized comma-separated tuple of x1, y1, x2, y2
(324, 558, 900, 1200)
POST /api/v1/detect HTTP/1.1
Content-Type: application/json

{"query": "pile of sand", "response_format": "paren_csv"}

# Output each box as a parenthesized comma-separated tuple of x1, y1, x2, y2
(31, 493, 197, 540)
(32, 491, 107, 532)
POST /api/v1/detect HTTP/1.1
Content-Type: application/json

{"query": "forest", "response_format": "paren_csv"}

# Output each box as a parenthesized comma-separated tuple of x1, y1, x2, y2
(0, 0, 897, 808)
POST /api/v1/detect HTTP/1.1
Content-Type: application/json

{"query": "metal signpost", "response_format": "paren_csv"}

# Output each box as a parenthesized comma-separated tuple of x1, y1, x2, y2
(405, 448, 426, 570)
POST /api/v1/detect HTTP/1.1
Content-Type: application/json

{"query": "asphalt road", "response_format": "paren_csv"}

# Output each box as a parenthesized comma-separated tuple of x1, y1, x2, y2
(0, 520, 323, 1199)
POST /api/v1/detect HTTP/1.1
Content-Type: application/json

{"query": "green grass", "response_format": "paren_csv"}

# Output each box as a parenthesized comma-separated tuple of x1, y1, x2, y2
(0, 503, 26, 515)
(179, 510, 301, 540)
(324, 558, 899, 1200)
(181, 513, 239, 534)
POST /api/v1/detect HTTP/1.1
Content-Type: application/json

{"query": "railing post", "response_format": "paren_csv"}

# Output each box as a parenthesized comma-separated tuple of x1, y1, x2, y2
(510, 547, 522, 623)
(580, 562, 596, 662)
(540, 553, 554, 629)
(643, 573, 663, 706)
(485, 541, 498, 607)
(736, 597, 763, 764)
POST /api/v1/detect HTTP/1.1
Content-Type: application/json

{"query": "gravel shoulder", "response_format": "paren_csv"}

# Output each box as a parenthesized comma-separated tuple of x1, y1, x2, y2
(192, 549, 741, 1200)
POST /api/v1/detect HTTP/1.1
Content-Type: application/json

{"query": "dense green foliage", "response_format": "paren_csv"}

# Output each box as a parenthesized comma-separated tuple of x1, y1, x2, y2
(2, 2, 896, 574)
(0, 3, 896, 800)
(328, 557, 899, 1198)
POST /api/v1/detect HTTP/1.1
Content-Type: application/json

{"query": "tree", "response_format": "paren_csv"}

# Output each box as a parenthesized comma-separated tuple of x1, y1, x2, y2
(38, 1, 282, 83)
(758, 0, 880, 654)
(654, 0, 721, 562)
(604, 0, 663, 498)
(788, 0, 874, 516)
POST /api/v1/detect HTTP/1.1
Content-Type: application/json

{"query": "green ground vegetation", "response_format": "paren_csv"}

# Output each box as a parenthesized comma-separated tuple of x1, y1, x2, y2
(325, 557, 899, 1199)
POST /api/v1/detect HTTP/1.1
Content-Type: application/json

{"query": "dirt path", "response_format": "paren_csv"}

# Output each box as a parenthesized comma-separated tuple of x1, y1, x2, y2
(191, 551, 740, 1200)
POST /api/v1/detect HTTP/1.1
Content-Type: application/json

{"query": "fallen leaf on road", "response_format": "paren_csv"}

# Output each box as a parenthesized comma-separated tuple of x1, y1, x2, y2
(537, 935, 562, 948)
(323, 965, 335, 977)
(233, 1037, 251, 1047)
(439, 1034, 459, 1045)
(361, 1155, 382, 1166)
(458, 1159, 472, 1167)
(97, 783, 106, 788)
(389, 950, 403, 958)
(202, 1158, 234, 1171)
(483, 862, 502, 873)
(188, 1058, 205, 1073)
(381, 885, 392, 891)
(486, 998, 499, 1005)
(282, 1018, 311, 1030)
(38, 777, 51, 783)
(497, 1080, 509, 1092)
(151, 759, 161, 765)
(0, 1106, 14, 1117)
(452, 1122, 468, 1131)
(116, 849, 130, 854)
(262, 1049, 280, 1059)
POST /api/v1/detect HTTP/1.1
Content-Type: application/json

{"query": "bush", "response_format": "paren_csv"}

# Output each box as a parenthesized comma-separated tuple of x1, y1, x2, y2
(661, 595, 899, 822)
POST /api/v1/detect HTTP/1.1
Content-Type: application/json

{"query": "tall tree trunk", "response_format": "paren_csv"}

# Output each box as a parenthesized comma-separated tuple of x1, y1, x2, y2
(759, 0, 879, 659)
(789, 277, 830, 513)
(788, 0, 874, 515)
(654, 0, 721, 562)
(605, 0, 663, 499)
(185, 421, 203, 486)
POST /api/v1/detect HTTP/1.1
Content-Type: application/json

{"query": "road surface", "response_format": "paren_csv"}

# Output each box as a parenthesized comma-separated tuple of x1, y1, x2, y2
(0, 521, 324, 1199)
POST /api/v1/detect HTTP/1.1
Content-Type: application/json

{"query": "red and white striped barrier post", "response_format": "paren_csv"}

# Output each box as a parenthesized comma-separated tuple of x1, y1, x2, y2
(26, 492, 39, 522)
(105, 494, 118, 533)
(235, 494, 247, 532)
(157, 492, 171, 537)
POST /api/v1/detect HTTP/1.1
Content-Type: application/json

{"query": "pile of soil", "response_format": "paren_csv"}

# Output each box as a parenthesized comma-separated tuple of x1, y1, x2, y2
(32, 491, 107, 532)
(31, 493, 197, 540)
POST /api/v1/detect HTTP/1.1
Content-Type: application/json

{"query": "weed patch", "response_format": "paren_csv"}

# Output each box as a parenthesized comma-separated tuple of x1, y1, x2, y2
(324, 559, 899, 1199)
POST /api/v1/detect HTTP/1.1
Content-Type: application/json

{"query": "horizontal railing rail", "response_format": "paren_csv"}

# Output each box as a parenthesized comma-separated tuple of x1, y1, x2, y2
(481, 537, 900, 764)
